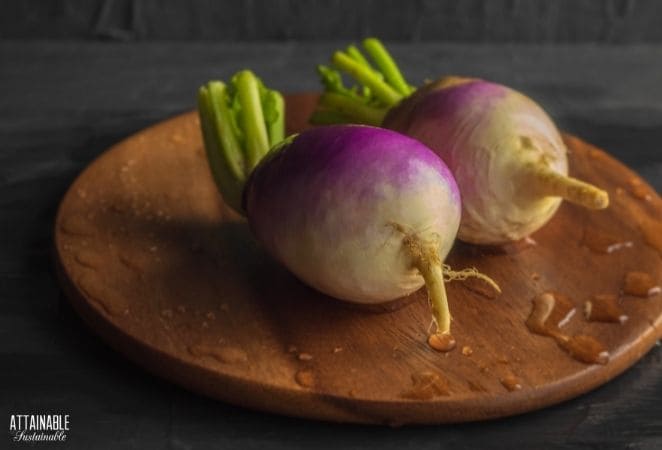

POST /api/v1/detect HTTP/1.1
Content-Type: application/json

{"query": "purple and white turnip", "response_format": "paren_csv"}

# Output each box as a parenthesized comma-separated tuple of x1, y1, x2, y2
(313, 39, 609, 245)
(198, 70, 495, 339)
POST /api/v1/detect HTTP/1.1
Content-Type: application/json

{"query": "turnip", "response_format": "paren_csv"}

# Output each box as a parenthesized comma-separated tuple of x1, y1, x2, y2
(198, 70, 497, 340)
(313, 38, 609, 245)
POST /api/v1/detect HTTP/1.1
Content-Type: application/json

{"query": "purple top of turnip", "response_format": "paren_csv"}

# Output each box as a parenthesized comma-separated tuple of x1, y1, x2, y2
(312, 38, 609, 244)
(197, 71, 480, 339)
(246, 125, 461, 304)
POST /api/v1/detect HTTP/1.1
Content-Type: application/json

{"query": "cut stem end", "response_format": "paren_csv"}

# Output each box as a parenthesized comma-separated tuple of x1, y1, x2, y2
(313, 38, 413, 126)
(197, 71, 286, 214)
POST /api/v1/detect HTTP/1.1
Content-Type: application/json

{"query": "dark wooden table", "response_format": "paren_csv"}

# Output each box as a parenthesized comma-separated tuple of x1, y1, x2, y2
(1, 41, 660, 449)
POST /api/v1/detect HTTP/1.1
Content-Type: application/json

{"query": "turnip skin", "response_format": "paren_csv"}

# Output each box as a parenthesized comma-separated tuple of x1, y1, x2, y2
(245, 125, 461, 304)
(383, 79, 567, 244)
(198, 71, 484, 337)
(313, 39, 610, 245)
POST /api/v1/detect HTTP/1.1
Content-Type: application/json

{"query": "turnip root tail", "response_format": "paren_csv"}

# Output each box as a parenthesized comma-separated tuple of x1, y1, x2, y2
(521, 162, 609, 210)
(442, 265, 502, 294)
(393, 223, 500, 337)
(197, 71, 285, 213)
(311, 38, 415, 126)
(400, 231, 452, 335)
(416, 256, 452, 335)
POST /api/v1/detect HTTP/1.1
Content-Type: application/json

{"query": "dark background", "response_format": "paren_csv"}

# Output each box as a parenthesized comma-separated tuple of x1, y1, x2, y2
(4, 0, 662, 43)
(1, 1, 661, 449)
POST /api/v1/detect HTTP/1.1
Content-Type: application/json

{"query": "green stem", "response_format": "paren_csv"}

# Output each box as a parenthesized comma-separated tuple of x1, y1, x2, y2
(198, 82, 246, 213)
(331, 51, 403, 107)
(363, 38, 414, 96)
(266, 90, 285, 147)
(346, 44, 374, 70)
(235, 70, 271, 169)
(197, 70, 286, 214)
(318, 92, 387, 126)
(313, 38, 413, 126)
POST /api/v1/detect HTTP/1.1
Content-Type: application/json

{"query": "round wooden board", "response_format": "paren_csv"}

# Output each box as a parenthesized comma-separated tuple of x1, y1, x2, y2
(54, 93, 662, 425)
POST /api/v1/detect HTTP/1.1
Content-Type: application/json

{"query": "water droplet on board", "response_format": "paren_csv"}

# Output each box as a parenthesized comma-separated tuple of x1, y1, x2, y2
(428, 333, 456, 352)
(461, 346, 473, 356)
(556, 335, 609, 365)
(75, 250, 103, 269)
(332, 347, 343, 354)
(187, 344, 248, 364)
(626, 178, 652, 202)
(526, 292, 609, 365)
(584, 294, 628, 324)
(76, 273, 128, 317)
(513, 237, 539, 253)
(161, 309, 173, 318)
(526, 292, 576, 335)
(60, 216, 94, 237)
(623, 272, 661, 297)
(500, 374, 522, 392)
(467, 380, 487, 392)
(294, 370, 315, 388)
(170, 132, 185, 144)
(297, 353, 313, 361)
(400, 371, 450, 400)
(177, 305, 187, 314)
(587, 148, 601, 159)
(477, 238, 538, 256)
(118, 252, 147, 274)
(523, 236, 537, 246)
(205, 312, 216, 320)
(582, 228, 633, 254)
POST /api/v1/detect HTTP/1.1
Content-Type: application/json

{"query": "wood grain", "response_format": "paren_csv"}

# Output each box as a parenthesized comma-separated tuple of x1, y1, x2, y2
(54, 93, 662, 425)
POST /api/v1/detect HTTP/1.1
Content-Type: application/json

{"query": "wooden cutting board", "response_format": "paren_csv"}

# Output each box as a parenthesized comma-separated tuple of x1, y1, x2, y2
(54, 93, 662, 425)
